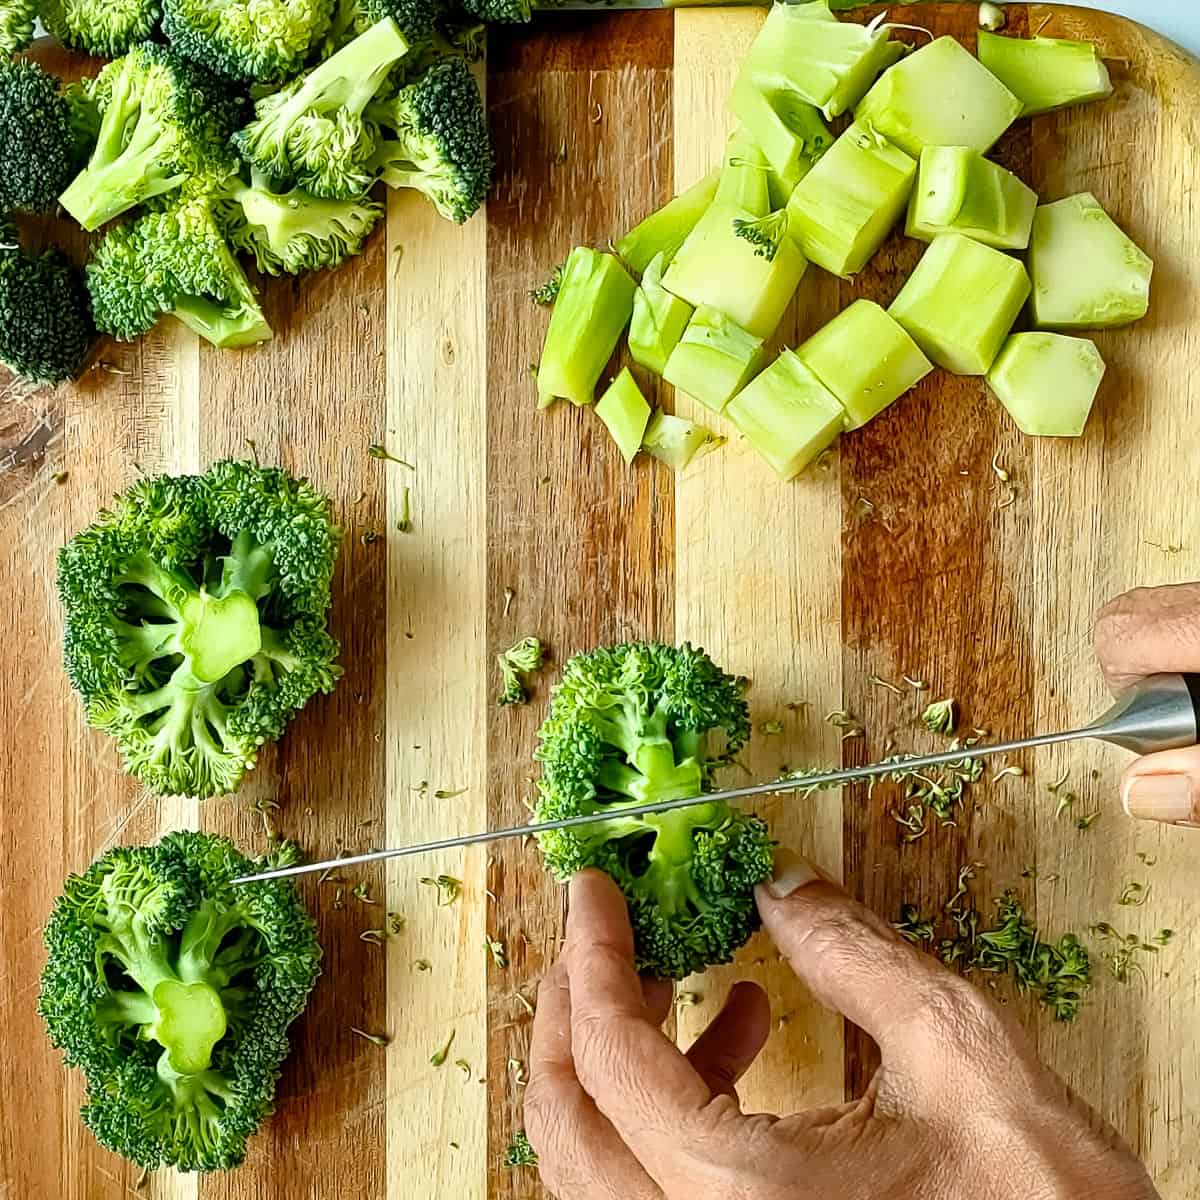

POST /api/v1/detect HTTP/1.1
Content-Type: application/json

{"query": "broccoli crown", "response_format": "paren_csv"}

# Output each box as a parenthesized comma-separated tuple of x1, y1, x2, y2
(232, 17, 409, 200)
(38, 831, 322, 1171)
(534, 642, 773, 979)
(163, 0, 335, 83)
(0, 0, 36, 54)
(460, 0, 530, 24)
(56, 459, 342, 798)
(41, 0, 162, 58)
(321, 0, 437, 55)
(88, 187, 272, 349)
(367, 55, 492, 223)
(0, 61, 78, 215)
(59, 43, 239, 232)
(0, 238, 96, 387)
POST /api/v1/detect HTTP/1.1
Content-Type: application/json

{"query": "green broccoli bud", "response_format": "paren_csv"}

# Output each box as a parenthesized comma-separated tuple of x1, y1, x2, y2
(920, 698, 958, 735)
(41, 0, 162, 57)
(0, 61, 79, 215)
(0, 0, 36, 55)
(504, 1130, 538, 1167)
(460, 0, 530, 23)
(732, 209, 789, 263)
(497, 635, 544, 706)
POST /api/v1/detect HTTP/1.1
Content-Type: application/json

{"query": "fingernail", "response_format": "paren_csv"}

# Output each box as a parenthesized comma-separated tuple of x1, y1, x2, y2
(765, 848, 821, 899)
(1123, 773, 1198, 824)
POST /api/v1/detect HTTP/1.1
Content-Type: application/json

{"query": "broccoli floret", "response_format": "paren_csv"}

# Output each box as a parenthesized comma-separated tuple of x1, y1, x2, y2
(534, 642, 774, 980)
(88, 187, 272, 349)
(57, 460, 342, 798)
(497, 635, 543, 706)
(366, 56, 491, 223)
(732, 210, 789, 263)
(163, 0, 334, 83)
(0, 61, 79, 215)
(320, 0, 437, 55)
(460, 0, 529, 23)
(504, 1130, 538, 1167)
(0, 0, 35, 54)
(0, 235, 96, 387)
(38, 831, 322, 1171)
(232, 17, 409, 200)
(59, 44, 238, 232)
(41, 0, 161, 57)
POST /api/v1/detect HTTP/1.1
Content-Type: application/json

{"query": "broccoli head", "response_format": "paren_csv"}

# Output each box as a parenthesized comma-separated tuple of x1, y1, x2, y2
(320, 0, 437, 55)
(57, 459, 342, 798)
(41, 0, 162, 57)
(59, 43, 239, 232)
(366, 56, 492, 223)
(232, 17, 409, 200)
(38, 831, 322, 1171)
(0, 61, 79, 215)
(534, 642, 774, 979)
(163, 0, 335, 83)
(0, 0, 36, 54)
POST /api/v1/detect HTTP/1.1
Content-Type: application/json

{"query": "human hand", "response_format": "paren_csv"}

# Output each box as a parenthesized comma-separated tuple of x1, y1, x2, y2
(525, 861, 1158, 1200)
(1095, 582, 1200, 827)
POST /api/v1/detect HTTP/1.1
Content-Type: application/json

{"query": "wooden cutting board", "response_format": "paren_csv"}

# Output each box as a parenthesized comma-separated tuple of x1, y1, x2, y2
(2, 5, 1198, 1198)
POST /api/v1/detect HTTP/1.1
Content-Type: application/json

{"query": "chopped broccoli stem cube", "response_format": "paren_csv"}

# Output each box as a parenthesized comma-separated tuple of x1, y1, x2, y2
(977, 31, 1113, 116)
(628, 252, 693, 375)
(1028, 192, 1152, 329)
(889, 234, 1030, 375)
(663, 305, 764, 414)
(786, 121, 915, 277)
(986, 332, 1105, 436)
(595, 368, 652, 466)
(854, 35, 1021, 158)
(726, 349, 844, 479)
(796, 299, 932, 429)
(713, 128, 772, 218)
(729, 75, 832, 184)
(905, 145, 1036, 250)
(537, 246, 636, 408)
(641, 410, 722, 470)
(615, 170, 719, 277)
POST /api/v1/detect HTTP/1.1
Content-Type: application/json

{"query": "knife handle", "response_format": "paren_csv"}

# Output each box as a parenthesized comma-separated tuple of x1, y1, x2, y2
(1090, 672, 1200, 755)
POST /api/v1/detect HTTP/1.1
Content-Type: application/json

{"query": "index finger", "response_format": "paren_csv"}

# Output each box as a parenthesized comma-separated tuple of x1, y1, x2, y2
(1094, 583, 1200, 690)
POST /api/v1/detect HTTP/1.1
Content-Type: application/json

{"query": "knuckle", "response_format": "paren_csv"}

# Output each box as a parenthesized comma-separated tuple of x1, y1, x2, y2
(921, 975, 1010, 1059)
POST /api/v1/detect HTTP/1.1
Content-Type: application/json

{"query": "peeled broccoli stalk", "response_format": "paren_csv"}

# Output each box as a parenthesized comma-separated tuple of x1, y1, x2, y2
(735, 0, 902, 121)
(726, 349, 843, 479)
(41, 0, 161, 57)
(728, 75, 832, 184)
(796, 298, 932, 429)
(615, 170, 719, 277)
(641, 410, 722, 471)
(1028, 192, 1152, 329)
(854, 35, 1022, 158)
(713, 128, 771, 217)
(977, 31, 1113, 117)
(905, 145, 1036, 251)
(595, 368, 652, 467)
(628, 251, 693, 375)
(537, 246, 636, 408)
(663, 305, 764, 414)
(785, 120, 914, 278)
(987, 332, 1105, 436)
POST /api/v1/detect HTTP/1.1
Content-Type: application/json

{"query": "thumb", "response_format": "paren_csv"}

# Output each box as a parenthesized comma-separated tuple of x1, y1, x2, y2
(1122, 747, 1200, 826)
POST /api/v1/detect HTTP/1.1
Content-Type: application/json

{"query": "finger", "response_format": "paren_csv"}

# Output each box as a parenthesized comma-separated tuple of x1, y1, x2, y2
(642, 977, 674, 1027)
(1122, 747, 1200, 826)
(1094, 583, 1200, 690)
(684, 982, 770, 1099)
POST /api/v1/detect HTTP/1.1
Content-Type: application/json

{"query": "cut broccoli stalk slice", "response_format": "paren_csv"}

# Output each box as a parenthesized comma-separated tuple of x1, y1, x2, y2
(662, 201, 807, 339)
(888, 234, 1030, 375)
(615, 170, 719, 277)
(977, 31, 1113, 116)
(735, 0, 903, 121)
(905, 145, 1036, 250)
(595, 368, 652, 466)
(785, 120, 915, 278)
(1028, 193, 1152, 329)
(854, 35, 1022, 158)
(728, 75, 832, 184)
(628, 252, 693, 376)
(663, 305, 764, 414)
(796, 299, 932, 429)
(537, 246, 636, 408)
(641, 410, 723, 471)
(726, 349, 844, 479)
(713, 128, 771, 218)
(986, 332, 1105, 437)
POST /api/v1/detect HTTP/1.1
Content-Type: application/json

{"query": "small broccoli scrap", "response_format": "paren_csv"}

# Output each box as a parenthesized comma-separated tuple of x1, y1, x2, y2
(920, 697, 958, 735)
(732, 210, 790, 263)
(497, 635, 544, 706)
(57, 459, 342, 798)
(461, 0, 531, 22)
(534, 642, 774, 979)
(504, 1130, 538, 1167)
(0, 0, 35, 54)
(41, 0, 162, 57)
(38, 831, 322, 1171)
(0, 61, 80, 215)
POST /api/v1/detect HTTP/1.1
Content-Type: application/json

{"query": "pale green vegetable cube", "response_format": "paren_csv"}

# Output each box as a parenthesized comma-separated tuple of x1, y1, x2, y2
(729, 75, 832, 184)
(977, 31, 1113, 116)
(906, 145, 1036, 250)
(616, 170, 720, 277)
(726, 349, 845, 479)
(854, 36, 1022, 158)
(595, 368, 652, 464)
(986, 332, 1105, 436)
(537, 247, 636, 407)
(786, 121, 915, 277)
(1028, 192, 1152, 329)
(641, 410, 724, 470)
(628, 252, 694, 376)
(796, 299, 932, 429)
(889, 234, 1029, 374)
(663, 305, 765, 413)
(714, 128, 772, 217)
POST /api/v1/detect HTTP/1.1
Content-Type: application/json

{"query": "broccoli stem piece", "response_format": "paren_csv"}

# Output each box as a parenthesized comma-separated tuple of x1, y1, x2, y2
(663, 305, 765, 414)
(976, 31, 1113, 117)
(986, 332, 1106, 437)
(713, 128, 771, 217)
(628, 252, 693, 376)
(595, 369, 651, 466)
(615, 169, 719, 277)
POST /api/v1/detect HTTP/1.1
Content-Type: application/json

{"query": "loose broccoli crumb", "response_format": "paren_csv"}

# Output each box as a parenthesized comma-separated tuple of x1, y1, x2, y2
(529, 263, 563, 306)
(920, 697, 958, 735)
(504, 1131, 538, 1167)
